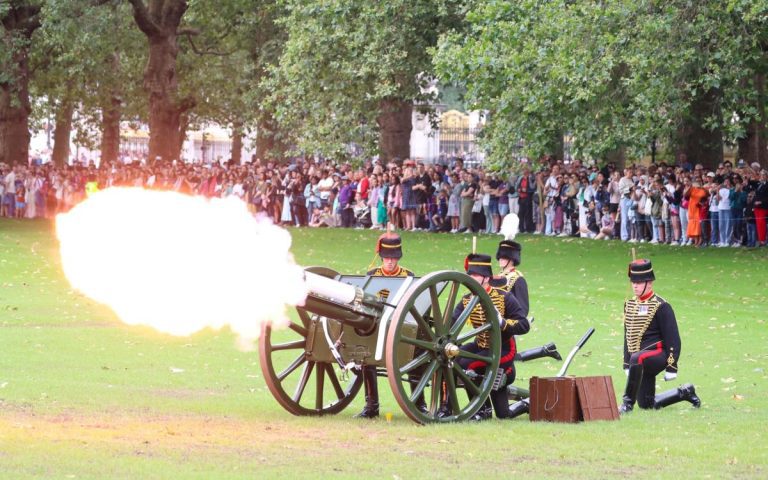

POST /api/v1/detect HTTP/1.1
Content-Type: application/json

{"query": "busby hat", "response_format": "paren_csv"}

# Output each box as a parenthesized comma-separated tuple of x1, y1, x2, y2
(496, 240, 522, 266)
(464, 253, 493, 278)
(628, 259, 655, 282)
(376, 233, 403, 259)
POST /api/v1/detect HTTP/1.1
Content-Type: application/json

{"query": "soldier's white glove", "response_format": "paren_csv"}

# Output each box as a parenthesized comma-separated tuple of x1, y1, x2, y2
(496, 308, 505, 328)
(624, 369, 629, 377)
(664, 371, 677, 381)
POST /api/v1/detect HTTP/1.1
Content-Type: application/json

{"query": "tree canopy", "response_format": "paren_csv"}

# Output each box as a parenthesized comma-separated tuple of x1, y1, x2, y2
(434, 0, 768, 167)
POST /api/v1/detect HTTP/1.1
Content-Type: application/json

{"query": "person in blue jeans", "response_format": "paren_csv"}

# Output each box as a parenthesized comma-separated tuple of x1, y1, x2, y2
(717, 177, 732, 246)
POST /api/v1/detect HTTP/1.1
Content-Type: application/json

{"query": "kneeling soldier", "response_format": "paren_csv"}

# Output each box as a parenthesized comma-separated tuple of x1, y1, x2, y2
(355, 233, 416, 419)
(453, 253, 530, 420)
(620, 259, 701, 413)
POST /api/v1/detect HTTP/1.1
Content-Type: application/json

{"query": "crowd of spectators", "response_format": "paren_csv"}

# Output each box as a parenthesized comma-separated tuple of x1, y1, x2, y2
(2, 155, 767, 248)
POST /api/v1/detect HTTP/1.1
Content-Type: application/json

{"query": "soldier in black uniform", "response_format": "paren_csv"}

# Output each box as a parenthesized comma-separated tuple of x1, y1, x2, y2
(355, 233, 416, 419)
(492, 240, 529, 315)
(493, 240, 560, 364)
(453, 253, 530, 420)
(620, 259, 701, 413)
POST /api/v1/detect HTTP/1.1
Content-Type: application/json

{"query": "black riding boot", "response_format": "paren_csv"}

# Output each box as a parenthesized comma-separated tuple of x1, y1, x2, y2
(354, 366, 379, 419)
(507, 399, 530, 419)
(514, 342, 563, 362)
(470, 399, 493, 421)
(619, 363, 643, 414)
(490, 389, 511, 418)
(654, 383, 701, 409)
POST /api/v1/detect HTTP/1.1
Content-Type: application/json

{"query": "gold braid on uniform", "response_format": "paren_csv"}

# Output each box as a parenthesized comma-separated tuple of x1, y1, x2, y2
(623, 295, 663, 353)
(463, 288, 506, 349)
(499, 270, 523, 293)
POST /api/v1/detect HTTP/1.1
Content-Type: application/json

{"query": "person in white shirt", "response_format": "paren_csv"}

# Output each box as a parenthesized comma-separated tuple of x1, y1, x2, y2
(317, 171, 334, 208)
(618, 168, 636, 241)
(717, 177, 732, 246)
(3, 167, 17, 217)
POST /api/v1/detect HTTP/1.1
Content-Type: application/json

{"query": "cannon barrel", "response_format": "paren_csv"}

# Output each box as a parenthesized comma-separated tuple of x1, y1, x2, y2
(303, 271, 384, 331)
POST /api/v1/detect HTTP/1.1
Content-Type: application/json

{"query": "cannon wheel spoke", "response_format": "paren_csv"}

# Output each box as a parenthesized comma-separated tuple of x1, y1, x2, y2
(325, 364, 345, 400)
(409, 360, 439, 403)
(451, 296, 479, 337)
(428, 285, 443, 335)
(386, 271, 501, 424)
(408, 306, 435, 341)
(456, 350, 494, 364)
(442, 281, 460, 334)
(271, 339, 306, 352)
(293, 361, 315, 403)
(399, 335, 436, 351)
(315, 363, 325, 410)
(258, 266, 363, 417)
(456, 323, 492, 345)
(453, 363, 481, 397)
(277, 353, 307, 382)
(399, 351, 431, 375)
(288, 320, 308, 337)
(444, 365, 461, 414)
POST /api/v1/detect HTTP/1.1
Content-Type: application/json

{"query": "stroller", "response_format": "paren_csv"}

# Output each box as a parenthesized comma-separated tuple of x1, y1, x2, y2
(353, 204, 372, 228)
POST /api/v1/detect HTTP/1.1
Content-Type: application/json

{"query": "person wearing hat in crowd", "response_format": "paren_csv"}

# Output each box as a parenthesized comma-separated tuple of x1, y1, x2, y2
(450, 253, 530, 420)
(355, 232, 417, 419)
(620, 259, 701, 413)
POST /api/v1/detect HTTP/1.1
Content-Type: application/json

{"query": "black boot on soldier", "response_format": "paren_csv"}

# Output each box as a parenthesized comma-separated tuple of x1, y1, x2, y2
(507, 399, 530, 419)
(354, 366, 379, 419)
(654, 383, 701, 410)
(620, 363, 643, 414)
(515, 342, 563, 362)
(470, 399, 493, 421)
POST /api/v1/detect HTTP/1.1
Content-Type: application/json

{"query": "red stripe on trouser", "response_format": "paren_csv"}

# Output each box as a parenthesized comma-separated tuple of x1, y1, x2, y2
(638, 342, 663, 365)
(500, 337, 517, 365)
(467, 338, 517, 371)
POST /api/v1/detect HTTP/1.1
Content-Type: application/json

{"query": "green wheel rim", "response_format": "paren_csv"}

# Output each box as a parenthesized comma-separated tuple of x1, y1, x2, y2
(385, 270, 501, 424)
(259, 267, 363, 416)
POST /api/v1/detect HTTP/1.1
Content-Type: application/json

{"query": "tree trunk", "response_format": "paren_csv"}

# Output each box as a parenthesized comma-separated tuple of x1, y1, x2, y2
(603, 147, 627, 169)
(0, 4, 40, 166)
(177, 112, 189, 161)
(100, 95, 121, 166)
(675, 88, 724, 169)
(0, 45, 32, 166)
(100, 51, 122, 166)
(737, 73, 767, 168)
(129, 0, 194, 164)
(145, 34, 186, 163)
(256, 115, 284, 160)
(550, 131, 565, 163)
(231, 120, 243, 165)
(377, 98, 412, 163)
(51, 101, 74, 167)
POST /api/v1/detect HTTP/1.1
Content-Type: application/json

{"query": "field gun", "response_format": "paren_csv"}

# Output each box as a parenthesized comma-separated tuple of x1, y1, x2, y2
(259, 267, 558, 424)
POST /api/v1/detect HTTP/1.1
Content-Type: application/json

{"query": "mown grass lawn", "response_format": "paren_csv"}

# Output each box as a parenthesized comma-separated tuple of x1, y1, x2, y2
(1, 218, 767, 479)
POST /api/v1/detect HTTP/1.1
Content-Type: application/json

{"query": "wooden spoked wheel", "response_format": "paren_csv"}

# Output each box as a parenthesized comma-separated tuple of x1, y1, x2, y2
(259, 267, 363, 415)
(385, 271, 501, 424)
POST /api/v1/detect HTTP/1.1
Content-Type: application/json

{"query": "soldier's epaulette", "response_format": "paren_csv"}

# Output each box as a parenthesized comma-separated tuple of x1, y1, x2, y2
(366, 268, 378, 276)
(653, 294, 667, 305)
(489, 286, 507, 297)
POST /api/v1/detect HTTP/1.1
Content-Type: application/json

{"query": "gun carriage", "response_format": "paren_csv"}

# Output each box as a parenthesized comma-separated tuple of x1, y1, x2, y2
(259, 267, 509, 424)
